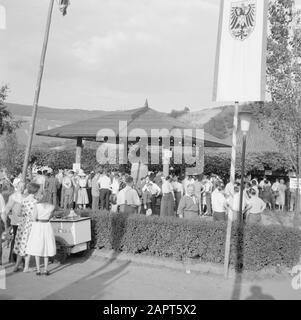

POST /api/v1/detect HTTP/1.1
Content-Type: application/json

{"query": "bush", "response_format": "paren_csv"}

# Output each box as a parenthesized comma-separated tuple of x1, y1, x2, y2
(80, 210, 301, 271)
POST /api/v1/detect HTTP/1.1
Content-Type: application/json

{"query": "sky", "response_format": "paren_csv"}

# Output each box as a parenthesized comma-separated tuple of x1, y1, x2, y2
(0, 0, 222, 112)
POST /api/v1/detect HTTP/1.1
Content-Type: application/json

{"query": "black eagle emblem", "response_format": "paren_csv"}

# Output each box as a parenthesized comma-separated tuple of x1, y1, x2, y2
(230, 2, 256, 40)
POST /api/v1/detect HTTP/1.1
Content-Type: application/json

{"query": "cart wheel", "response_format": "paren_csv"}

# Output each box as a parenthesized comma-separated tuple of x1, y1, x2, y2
(54, 239, 68, 264)
(75, 242, 91, 258)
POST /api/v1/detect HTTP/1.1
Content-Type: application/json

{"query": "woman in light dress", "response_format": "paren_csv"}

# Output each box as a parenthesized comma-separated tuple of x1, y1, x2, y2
(26, 196, 56, 276)
(276, 179, 287, 211)
(13, 183, 40, 272)
(77, 172, 89, 209)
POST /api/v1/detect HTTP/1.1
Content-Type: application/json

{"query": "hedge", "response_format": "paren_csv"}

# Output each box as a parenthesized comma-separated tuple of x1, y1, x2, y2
(80, 210, 301, 271)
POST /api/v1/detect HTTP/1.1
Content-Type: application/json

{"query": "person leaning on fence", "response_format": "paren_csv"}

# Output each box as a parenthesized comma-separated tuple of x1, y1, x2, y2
(177, 184, 200, 219)
(117, 176, 141, 214)
(211, 182, 228, 222)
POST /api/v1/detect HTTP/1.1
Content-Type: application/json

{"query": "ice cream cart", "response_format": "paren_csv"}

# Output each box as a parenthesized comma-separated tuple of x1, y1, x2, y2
(50, 216, 91, 263)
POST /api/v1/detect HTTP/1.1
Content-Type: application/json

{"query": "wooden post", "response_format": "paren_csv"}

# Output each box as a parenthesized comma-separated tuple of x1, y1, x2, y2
(21, 0, 55, 182)
(75, 137, 83, 165)
(224, 101, 239, 279)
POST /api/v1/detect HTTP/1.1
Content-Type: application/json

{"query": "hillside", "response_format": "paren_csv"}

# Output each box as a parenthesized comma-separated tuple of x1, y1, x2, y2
(5, 102, 278, 153)
(5, 103, 110, 146)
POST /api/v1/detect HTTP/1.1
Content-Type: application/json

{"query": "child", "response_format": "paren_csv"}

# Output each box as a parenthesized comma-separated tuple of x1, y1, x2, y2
(26, 196, 56, 276)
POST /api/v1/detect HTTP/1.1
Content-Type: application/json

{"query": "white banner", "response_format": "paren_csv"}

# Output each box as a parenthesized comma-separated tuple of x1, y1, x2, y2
(290, 178, 301, 192)
(213, 0, 268, 102)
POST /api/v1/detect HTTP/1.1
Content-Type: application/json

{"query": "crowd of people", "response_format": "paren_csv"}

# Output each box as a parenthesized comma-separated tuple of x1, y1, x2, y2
(0, 165, 297, 274)
(3, 167, 294, 218)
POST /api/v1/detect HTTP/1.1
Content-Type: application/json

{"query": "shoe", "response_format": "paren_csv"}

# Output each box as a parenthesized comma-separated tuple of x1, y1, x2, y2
(36, 271, 41, 276)
(44, 271, 50, 276)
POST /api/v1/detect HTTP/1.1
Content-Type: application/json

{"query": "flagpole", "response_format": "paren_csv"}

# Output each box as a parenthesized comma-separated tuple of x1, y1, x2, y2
(21, 0, 55, 182)
(224, 101, 239, 279)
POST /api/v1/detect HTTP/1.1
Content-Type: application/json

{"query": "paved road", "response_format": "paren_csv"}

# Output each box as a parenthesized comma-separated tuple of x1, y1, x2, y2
(0, 253, 300, 300)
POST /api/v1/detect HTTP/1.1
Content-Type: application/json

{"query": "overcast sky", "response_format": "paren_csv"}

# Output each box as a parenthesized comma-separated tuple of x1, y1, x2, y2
(0, 0, 222, 112)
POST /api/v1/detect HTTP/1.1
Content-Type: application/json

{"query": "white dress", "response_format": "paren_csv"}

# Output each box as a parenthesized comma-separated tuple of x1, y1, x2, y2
(26, 203, 56, 257)
(77, 177, 89, 204)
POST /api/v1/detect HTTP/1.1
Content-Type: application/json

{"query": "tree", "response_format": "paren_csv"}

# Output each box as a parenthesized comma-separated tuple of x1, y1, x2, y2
(254, 0, 301, 170)
(0, 132, 20, 175)
(0, 85, 23, 175)
(0, 85, 22, 135)
(252, 0, 301, 220)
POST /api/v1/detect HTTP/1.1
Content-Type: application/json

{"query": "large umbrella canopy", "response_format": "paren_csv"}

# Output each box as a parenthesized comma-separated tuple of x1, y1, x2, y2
(37, 103, 231, 148)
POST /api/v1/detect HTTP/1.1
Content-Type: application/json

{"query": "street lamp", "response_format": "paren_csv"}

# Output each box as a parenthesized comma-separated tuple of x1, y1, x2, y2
(238, 111, 252, 224)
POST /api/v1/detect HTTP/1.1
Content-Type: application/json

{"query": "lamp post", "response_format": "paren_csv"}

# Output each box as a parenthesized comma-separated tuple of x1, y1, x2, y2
(238, 111, 252, 224)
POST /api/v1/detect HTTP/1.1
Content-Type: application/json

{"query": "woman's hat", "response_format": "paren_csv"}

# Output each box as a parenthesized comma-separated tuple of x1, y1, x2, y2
(78, 171, 86, 177)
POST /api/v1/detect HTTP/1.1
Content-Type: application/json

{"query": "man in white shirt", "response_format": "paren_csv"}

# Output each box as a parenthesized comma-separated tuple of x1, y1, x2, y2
(211, 183, 228, 221)
(117, 176, 141, 214)
(246, 189, 266, 224)
(142, 177, 161, 196)
(271, 179, 280, 208)
(33, 170, 46, 195)
(142, 176, 161, 214)
(227, 184, 248, 222)
(98, 169, 112, 211)
(259, 177, 271, 188)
